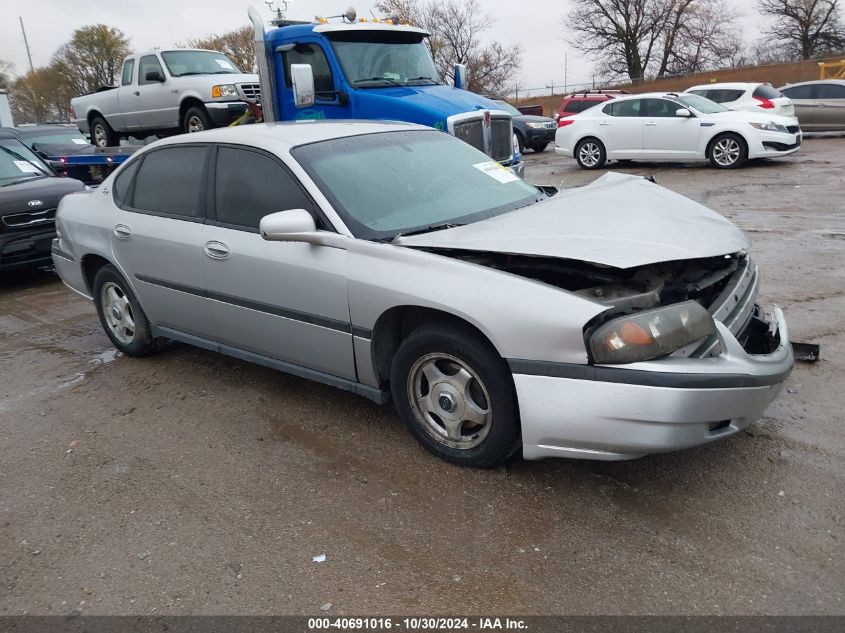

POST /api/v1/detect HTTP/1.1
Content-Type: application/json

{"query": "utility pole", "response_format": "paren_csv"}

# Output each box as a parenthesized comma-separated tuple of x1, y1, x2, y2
(19, 17, 34, 73)
(564, 53, 568, 94)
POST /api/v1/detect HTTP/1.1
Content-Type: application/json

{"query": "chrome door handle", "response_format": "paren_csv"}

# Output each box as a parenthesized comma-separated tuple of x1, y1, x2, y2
(598, 122, 611, 126)
(645, 122, 657, 126)
(113, 224, 132, 240)
(203, 241, 230, 260)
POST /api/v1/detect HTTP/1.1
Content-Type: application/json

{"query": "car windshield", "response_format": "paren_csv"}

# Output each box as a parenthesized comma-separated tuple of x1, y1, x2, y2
(494, 101, 522, 116)
(329, 31, 441, 87)
(20, 131, 90, 147)
(676, 93, 729, 114)
(292, 130, 540, 240)
(0, 138, 50, 185)
(161, 50, 242, 76)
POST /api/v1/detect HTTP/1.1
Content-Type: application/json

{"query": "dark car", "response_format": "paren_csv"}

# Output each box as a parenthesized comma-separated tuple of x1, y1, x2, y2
(494, 100, 557, 153)
(0, 130, 85, 271)
(555, 90, 629, 123)
(2, 124, 142, 186)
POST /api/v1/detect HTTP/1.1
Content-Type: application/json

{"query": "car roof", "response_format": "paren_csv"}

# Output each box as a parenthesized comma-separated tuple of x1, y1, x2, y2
(780, 79, 845, 88)
(686, 82, 761, 91)
(147, 120, 427, 151)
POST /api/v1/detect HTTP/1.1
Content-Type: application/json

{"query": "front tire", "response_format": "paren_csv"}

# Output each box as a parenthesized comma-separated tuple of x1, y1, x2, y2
(531, 142, 549, 152)
(183, 106, 212, 134)
(90, 116, 119, 148)
(708, 133, 747, 169)
(390, 323, 520, 468)
(93, 265, 157, 357)
(575, 137, 607, 169)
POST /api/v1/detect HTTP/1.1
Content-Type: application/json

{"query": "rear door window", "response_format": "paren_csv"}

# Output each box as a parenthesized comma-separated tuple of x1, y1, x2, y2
(816, 83, 845, 99)
(753, 85, 783, 99)
(213, 146, 316, 230)
(609, 99, 643, 117)
(131, 146, 208, 217)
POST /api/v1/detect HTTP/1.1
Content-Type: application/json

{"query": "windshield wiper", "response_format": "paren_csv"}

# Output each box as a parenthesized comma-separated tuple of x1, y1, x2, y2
(353, 77, 403, 87)
(390, 222, 464, 242)
(0, 144, 50, 176)
(405, 76, 440, 85)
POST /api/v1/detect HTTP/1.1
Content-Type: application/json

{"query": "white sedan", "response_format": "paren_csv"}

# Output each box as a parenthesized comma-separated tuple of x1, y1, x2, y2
(555, 92, 801, 169)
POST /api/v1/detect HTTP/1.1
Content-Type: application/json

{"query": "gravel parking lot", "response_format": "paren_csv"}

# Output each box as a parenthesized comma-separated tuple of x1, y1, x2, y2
(1, 137, 843, 616)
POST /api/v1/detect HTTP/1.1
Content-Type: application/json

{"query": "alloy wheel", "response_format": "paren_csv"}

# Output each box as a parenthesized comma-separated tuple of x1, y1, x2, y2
(713, 138, 741, 166)
(578, 142, 601, 167)
(186, 115, 205, 133)
(407, 353, 492, 450)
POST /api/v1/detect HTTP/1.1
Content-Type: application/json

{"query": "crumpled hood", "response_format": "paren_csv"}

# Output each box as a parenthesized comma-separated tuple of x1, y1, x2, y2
(397, 173, 750, 269)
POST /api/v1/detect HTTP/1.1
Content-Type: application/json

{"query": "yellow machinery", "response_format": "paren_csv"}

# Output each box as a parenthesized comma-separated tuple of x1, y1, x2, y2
(818, 60, 845, 79)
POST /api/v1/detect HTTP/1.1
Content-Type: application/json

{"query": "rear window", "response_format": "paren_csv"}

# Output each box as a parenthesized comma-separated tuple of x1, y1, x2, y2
(607, 99, 642, 117)
(563, 100, 593, 113)
(753, 85, 783, 99)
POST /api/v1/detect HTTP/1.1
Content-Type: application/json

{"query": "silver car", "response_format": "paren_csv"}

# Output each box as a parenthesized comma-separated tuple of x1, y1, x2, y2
(779, 80, 845, 131)
(51, 122, 793, 467)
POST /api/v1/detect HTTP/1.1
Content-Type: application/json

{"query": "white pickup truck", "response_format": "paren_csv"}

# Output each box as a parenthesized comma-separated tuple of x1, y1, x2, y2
(70, 49, 261, 147)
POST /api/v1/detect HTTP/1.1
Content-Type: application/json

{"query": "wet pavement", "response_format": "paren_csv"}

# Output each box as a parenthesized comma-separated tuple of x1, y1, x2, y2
(1, 138, 843, 615)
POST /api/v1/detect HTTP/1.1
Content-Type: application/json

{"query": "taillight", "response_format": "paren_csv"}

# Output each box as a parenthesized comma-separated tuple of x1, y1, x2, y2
(558, 118, 575, 127)
(754, 96, 775, 109)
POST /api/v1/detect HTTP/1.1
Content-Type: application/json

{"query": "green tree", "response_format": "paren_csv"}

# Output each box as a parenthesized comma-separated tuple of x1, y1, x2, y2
(52, 24, 131, 95)
(180, 26, 256, 73)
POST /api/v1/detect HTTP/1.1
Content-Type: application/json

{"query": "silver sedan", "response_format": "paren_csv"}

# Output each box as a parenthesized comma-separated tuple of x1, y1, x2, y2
(51, 122, 793, 467)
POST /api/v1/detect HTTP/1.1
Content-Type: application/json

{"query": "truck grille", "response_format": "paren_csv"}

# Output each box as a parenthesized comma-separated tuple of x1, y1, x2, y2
(453, 120, 484, 152)
(2, 208, 56, 230)
(491, 118, 513, 161)
(238, 83, 262, 102)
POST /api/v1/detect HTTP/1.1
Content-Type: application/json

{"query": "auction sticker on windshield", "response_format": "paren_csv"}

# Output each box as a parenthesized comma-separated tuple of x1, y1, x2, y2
(473, 161, 520, 184)
(14, 161, 41, 173)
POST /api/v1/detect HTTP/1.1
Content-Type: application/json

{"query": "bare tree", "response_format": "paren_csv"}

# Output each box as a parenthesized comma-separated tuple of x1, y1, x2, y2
(179, 26, 256, 73)
(9, 67, 71, 123)
(564, 0, 676, 81)
(376, 0, 522, 97)
(51, 25, 131, 95)
(758, 0, 845, 59)
(661, 0, 743, 75)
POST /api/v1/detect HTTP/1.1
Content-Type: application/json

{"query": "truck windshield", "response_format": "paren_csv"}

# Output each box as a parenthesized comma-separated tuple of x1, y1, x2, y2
(161, 50, 242, 77)
(292, 130, 539, 241)
(329, 31, 441, 87)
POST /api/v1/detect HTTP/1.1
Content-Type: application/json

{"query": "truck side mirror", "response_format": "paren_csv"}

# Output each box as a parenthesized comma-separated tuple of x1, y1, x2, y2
(145, 70, 165, 83)
(454, 64, 467, 90)
(290, 64, 315, 108)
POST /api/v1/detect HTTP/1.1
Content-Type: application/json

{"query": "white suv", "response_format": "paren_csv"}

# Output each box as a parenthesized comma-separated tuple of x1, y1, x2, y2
(685, 83, 794, 118)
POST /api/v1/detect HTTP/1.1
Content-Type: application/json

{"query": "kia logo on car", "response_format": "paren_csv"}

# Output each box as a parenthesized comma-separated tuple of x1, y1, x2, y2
(27, 200, 44, 207)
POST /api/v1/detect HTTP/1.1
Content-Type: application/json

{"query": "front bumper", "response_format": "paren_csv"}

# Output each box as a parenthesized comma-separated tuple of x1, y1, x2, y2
(524, 127, 556, 146)
(0, 228, 56, 271)
(515, 305, 793, 461)
(204, 101, 250, 127)
(748, 130, 802, 158)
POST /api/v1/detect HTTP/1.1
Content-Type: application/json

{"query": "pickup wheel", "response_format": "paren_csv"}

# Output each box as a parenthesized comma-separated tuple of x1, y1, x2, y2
(93, 265, 158, 357)
(90, 116, 119, 148)
(390, 323, 521, 468)
(183, 106, 212, 134)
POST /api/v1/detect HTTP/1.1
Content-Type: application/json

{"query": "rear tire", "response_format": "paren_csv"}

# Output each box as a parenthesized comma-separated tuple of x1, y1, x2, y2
(708, 133, 747, 169)
(183, 106, 212, 134)
(90, 116, 119, 148)
(390, 323, 520, 468)
(575, 137, 607, 169)
(93, 265, 158, 357)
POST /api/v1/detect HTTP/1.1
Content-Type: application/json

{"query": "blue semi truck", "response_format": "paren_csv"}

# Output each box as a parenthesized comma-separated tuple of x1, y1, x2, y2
(248, 6, 524, 176)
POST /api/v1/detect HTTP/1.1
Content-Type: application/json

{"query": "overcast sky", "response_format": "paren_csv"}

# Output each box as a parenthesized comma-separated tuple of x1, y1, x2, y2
(2, 0, 766, 95)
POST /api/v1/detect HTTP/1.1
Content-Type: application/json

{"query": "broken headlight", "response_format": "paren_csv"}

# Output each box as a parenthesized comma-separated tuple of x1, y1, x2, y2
(588, 301, 715, 364)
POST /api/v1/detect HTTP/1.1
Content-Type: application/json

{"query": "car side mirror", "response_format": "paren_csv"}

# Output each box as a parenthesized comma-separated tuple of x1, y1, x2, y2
(260, 209, 349, 249)
(675, 108, 692, 117)
(290, 64, 315, 108)
(145, 70, 165, 82)
(47, 159, 68, 176)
